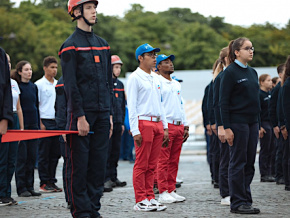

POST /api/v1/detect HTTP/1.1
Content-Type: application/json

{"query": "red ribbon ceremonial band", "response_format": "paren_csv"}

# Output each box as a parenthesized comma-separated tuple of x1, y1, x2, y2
(1, 130, 83, 143)
(58, 46, 110, 56)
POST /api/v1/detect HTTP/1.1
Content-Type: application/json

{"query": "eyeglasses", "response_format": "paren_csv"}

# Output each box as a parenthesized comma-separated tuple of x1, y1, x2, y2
(144, 52, 157, 58)
(240, 46, 254, 52)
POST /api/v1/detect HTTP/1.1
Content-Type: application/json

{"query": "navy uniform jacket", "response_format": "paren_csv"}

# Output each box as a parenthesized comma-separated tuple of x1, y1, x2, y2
(269, 82, 280, 127)
(282, 77, 290, 131)
(207, 80, 215, 125)
(55, 76, 67, 130)
(58, 27, 113, 119)
(0, 47, 13, 125)
(202, 83, 210, 127)
(112, 78, 125, 124)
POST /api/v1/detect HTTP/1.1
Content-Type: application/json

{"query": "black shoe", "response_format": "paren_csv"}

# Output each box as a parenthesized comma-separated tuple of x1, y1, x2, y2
(19, 191, 32, 197)
(4, 197, 18, 205)
(49, 183, 63, 192)
(114, 178, 127, 187)
(176, 182, 182, 188)
(261, 176, 275, 182)
(29, 190, 42, 196)
(0, 198, 13, 206)
(213, 181, 219, 188)
(111, 180, 116, 188)
(285, 186, 290, 191)
(103, 180, 113, 192)
(231, 205, 260, 214)
(211, 179, 215, 184)
(276, 178, 285, 185)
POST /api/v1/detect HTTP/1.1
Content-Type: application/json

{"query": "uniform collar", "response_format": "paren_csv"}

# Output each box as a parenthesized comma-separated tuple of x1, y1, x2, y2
(234, 59, 248, 68)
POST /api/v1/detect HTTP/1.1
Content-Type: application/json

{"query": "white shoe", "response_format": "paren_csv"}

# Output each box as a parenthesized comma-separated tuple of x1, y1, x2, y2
(221, 196, 230, 206)
(133, 199, 157, 211)
(169, 191, 186, 202)
(150, 199, 167, 211)
(176, 177, 183, 183)
(158, 191, 177, 204)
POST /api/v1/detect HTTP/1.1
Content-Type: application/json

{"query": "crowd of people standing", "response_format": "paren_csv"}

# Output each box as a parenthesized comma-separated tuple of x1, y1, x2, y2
(202, 37, 290, 214)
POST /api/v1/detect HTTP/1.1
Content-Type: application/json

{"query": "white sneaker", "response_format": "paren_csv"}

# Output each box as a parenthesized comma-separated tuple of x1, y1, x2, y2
(221, 196, 230, 206)
(169, 191, 186, 202)
(150, 199, 167, 211)
(176, 177, 183, 183)
(133, 199, 157, 212)
(158, 191, 177, 204)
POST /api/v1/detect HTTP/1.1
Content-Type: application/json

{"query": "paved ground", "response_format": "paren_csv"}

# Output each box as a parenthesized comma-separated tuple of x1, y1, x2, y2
(1, 154, 290, 218)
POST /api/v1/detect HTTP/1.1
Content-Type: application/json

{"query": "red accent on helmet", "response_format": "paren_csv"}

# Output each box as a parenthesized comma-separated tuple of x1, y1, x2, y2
(68, 0, 98, 15)
(111, 55, 123, 65)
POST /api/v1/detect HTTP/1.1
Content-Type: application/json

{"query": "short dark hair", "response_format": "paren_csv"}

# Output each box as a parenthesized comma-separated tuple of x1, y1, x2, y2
(277, 63, 285, 74)
(272, 77, 279, 85)
(43, 56, 57, 67)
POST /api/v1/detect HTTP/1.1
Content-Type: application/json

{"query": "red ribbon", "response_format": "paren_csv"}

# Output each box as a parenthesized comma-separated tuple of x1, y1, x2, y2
(1, 130, 80, 143)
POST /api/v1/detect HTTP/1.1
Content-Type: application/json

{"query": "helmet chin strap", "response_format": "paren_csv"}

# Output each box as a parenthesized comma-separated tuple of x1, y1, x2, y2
(72, 5, 97, 26)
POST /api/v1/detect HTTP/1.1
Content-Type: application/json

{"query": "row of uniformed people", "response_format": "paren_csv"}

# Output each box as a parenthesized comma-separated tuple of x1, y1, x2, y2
(203, 37, 264, 214)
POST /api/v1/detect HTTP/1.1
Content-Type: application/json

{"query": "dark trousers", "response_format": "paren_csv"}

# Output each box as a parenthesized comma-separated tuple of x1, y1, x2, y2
(15, 123, 39, 195)
(229, 123, 258, 210)
(67, 111, 110, 218)
(275, 133, 284, 180)
(269, 130, 276, 176)
(38, 119, 61, 186)
(106, 123, 122, 182)
(0, 113, 19, 198)
(60, 136, 71, 203)
(120, 128, 134, 161)
(282, 137, 290, 186)
(259, 121, 273, 177)
(219, 139, 230, 198)
(210, 134, 220, 183)
(205, 129, 211, 165)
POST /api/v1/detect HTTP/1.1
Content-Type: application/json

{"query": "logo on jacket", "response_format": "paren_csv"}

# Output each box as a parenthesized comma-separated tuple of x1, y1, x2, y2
(177, 90, 180, 95)
(157, 84, 160, 89)
(237, 78, 248, 83)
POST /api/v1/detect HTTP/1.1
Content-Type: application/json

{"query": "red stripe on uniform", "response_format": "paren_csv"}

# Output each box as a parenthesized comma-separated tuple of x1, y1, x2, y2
(58, 46, 111, 55)
(55, 84, 64, 87)
(113, 88, 124, 91)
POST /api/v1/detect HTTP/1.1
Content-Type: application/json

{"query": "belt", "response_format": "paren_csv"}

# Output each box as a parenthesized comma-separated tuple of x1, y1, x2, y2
(139, 116, 161, 122)
(167, 119, 182, 125)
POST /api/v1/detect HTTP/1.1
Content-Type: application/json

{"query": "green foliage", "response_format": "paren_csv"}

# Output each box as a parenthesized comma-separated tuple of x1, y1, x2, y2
(0, 1, 289, 80)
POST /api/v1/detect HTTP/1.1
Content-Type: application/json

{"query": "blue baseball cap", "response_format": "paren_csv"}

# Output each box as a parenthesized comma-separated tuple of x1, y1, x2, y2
(135, 43, 160, 61)
(156, 54, 175, 69)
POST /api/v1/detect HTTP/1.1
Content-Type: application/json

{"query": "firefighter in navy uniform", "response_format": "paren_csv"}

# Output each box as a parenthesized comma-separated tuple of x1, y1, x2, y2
(104, 55, 126, 192)
(58, 0, 113, 217)
(55, 76, 72, 209)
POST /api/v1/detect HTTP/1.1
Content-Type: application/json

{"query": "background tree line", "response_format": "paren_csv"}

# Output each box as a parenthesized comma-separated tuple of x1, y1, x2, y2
(1, 0, 290, 81)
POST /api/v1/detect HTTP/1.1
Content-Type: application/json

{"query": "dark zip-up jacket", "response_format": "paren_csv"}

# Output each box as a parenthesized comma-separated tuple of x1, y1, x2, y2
(207, 80, 215, 125)
(55, 76, 67, 130)
(269, 82, 280, 127)
(220, 62, 260, 129)
(277, 85, 285, 127)
(202, 83, 210, 127)
(213, 71, 223, 127)
(259, 89, 271, 122)
(112, 78, 125, 124)
(282, 77, 290, 131)
(58, 27, 113, 118)
(0, 47, 13, 125)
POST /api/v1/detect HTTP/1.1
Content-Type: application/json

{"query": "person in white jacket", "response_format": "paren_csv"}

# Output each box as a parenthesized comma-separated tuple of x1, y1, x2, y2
(155, 54, 189, 204)
(127, 43, 169, 212)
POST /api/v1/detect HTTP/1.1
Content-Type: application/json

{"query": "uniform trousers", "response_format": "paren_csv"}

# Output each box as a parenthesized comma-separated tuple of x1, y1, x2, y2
(60, 136, 71, 203)
(210, 134, 220, 183)
(38, 119, 61, 186)
(0, 113, 19, 198)
(229, 123, 258, 210)
(67, 111, 110, 218)
(15, 123, 38, 195)
(133, 120, 164, 203)
(157, 124, 184, 193)
(259, 121, 273, 177)
(219, 138, 230, 198)
(105, 123, 122, 182)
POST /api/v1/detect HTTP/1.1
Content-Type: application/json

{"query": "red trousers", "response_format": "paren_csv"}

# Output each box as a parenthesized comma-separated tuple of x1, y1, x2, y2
(133, 120, 164, 203)
(157, 124, 184, 193)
